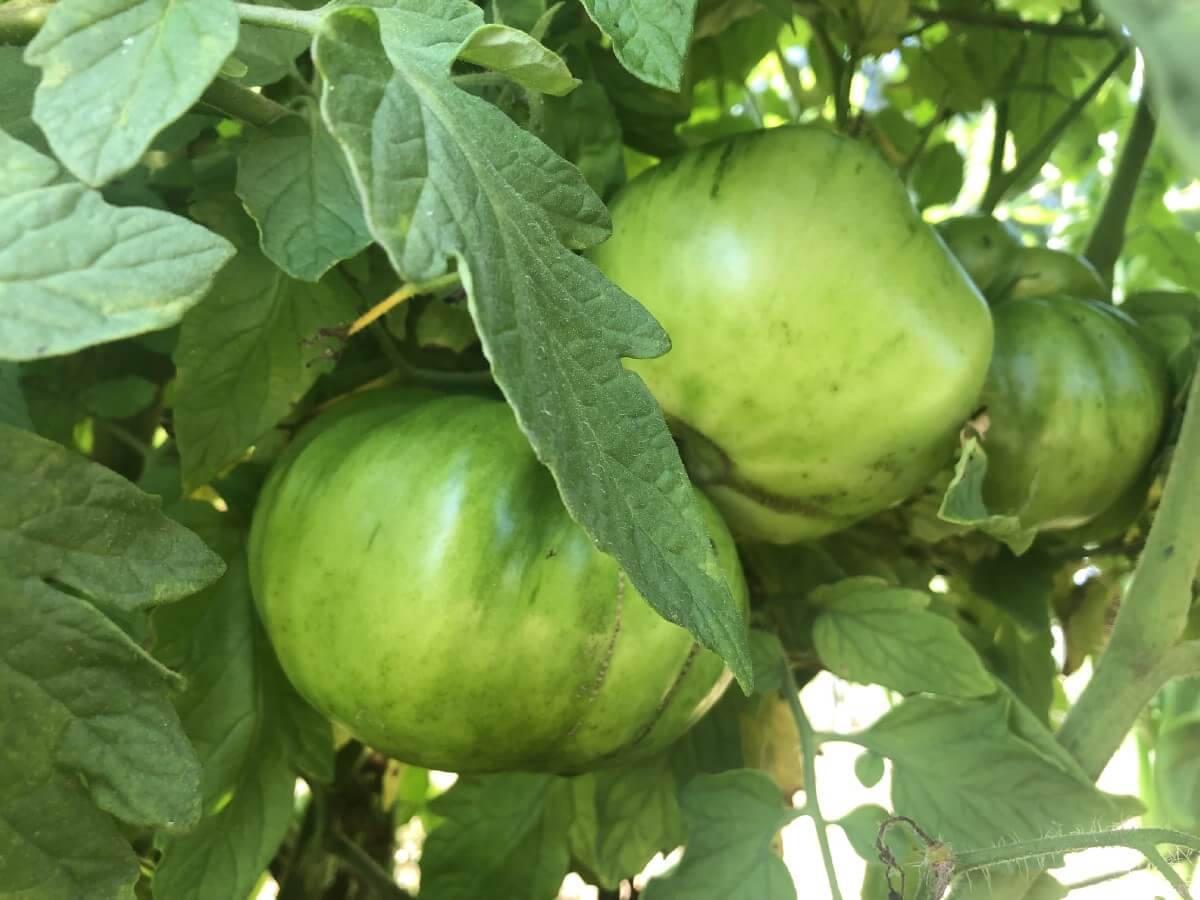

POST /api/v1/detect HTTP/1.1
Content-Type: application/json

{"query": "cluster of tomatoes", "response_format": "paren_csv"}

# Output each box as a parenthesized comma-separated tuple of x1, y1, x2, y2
(249, 127, 1168, 775)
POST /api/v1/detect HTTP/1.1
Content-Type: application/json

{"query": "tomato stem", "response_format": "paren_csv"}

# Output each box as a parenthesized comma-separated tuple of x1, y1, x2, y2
(1084, 90, 1157, 287)
(1058, 363, 1200, 779)
(981, 47, 1129, 212)
(783, 658, 845, 900)
(199, 78, 291, 127)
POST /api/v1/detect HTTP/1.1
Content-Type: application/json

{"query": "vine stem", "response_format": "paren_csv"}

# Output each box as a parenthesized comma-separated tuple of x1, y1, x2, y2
(1084, 90, 1157, 286)
(1058, 363, 1200, 779)
(347, 273, 463, 337)
(909, 4, 1116, 39)
(234, 2, 322, 34)
(981, 47, 1129, 211)
(951, 828, 1200, 898)
(199, 78, 291, 127)
(783, 660, 845, 900)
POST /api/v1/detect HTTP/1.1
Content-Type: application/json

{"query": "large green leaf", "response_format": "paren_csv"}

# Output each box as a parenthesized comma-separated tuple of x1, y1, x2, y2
(457, 23, 580, 95)
(568, 754, 685, 889)
(858, 693, 1135, 851)
(313, 1, 751, 687)
(641, 770, 799, 900)
(578, 0, 697, 90)
(0, 425, 225, 608)
(0, 426, 223, 900)
(24, 0, 239, 186)
(172, 197, 357, 490)
(152, 504, 333, 900)
(0, 131, 235, 362)
(235, 112, 374, 282)
(420, 774, 572, 900)
(811, 577, 995, 698)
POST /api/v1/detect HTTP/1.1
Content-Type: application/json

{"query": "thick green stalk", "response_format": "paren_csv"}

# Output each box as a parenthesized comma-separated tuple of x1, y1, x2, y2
(1085, 91, 1157, 286)
(234, 2, 322, 34)
(784, 663, 844, 900)
(953, 828, 1200, 897)
(1058, 364, 1200, 779)
(199, 78, 291, 127)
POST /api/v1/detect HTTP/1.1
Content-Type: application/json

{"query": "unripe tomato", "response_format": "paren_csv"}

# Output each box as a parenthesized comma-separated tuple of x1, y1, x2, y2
(981, 295, 1167, 530)
(996, 246, 1108, 302)
(936, 214, 1022, 296)
(588, 126, 993, 543)
(248, 389, 747, 773)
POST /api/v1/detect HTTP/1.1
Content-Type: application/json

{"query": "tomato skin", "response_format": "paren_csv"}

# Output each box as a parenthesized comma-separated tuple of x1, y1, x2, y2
(587, 126, 994, 543)
(995, 247, 1108, 302)
(248, 389, 747, 774)
(981, 296, 1167, 530)
(936, 214, 1022, 296)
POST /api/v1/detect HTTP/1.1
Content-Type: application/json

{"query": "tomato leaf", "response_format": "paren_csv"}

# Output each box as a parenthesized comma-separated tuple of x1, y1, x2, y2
(80, 375, 158, 420)
(0, 47, 43, 151)
(811, 577, 995, 698)
(1097, 0, 1200, 178)
(313, 2, 753, 689)
(578, 0, 697, 91)
(236, 111, 374, 282)
(0, 362, 32, 429)
(457, 23, 581, 96)
(938, 436, 1039, 554)
(0, 131, 235, 362)
(152, 504, 333, 900)
(640, 770, 800, 900)
(567, 755, 685, 889)
(0, 424, 225, 608)
(23, 0, 239, 186)
(232, 0, 312, 88)
(0, 578, 198, 900)
(420, 774, 572, 900)
(0, 426, 223, 900)
(857, 692, 1137, 850)
(172, 197, 358, 490)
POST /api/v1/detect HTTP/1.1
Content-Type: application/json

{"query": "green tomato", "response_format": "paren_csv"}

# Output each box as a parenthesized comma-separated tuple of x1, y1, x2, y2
(995, 246, 1108, 302)
(935, 214, 1022, 296)
(587, 126, 994, 543)
(248, 388, 747, 774)
(980, 295, 1167, 531)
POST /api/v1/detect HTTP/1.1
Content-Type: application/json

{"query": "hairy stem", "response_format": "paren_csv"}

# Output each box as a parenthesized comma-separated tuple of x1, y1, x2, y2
(0, 0, 50, 44)
(982, 47, 1128, 211)
(199, 78, 291, 127)
(234, 2, 322, 34)
(1085, 91, 1157, 286)
(1059, 364, 1200, 779)
(952, 828, 1200, 898)
(784, 662, 844, 900)
(909, 4, 1116, 39)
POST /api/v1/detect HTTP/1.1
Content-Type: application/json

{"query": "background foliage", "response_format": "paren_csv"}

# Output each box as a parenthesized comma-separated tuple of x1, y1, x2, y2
(3, 0, 1200, 898)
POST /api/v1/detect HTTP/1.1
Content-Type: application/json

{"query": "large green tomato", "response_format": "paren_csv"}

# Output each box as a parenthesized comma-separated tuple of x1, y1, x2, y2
(936, 214, 1022, 296)
(587, 126, 993, 543)
(996, 246, 1107, 302)
(980, 295, 1167, 530)
(248, 389, 747, 774)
